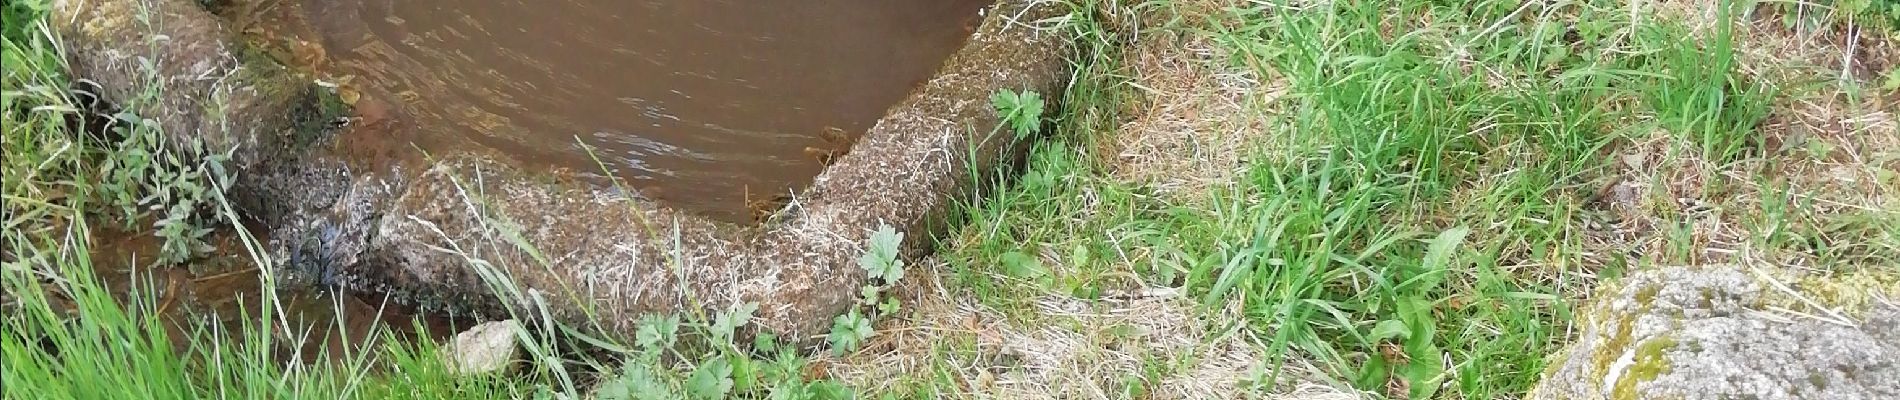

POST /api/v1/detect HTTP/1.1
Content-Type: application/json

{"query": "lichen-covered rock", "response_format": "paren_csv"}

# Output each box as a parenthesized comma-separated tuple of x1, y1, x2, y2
(1530, 265, 1900, 400)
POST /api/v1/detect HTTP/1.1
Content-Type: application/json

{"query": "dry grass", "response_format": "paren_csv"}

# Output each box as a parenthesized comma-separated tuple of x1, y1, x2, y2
(1104, 24, 1288, 203)
(1578, 0, 1900, 272)
(1659, 1, 1898, 82)
(821, 259, 1359, 399)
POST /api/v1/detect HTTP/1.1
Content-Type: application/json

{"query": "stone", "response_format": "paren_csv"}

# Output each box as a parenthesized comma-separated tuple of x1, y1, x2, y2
(443, 320, 523, 375)
(1530, 265, 1900, 400)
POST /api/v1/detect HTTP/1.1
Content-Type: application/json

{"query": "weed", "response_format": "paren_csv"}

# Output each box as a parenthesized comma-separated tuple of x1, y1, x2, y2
(591, 298, 852, 399)
(992, 88, 1047, 140)
(829, 223, 908, 356)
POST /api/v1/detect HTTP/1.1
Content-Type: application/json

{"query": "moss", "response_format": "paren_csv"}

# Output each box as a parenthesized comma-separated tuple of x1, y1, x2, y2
(226, 29, 351, 150)
(1611, 335, 1677, 400)
(1755, 269, 1900, 318)
(1590, 306, 1637, 377)
(1634, 284, 1661, 305)
(1590, 279, 1662, 381)
(57, 0, 137, 40)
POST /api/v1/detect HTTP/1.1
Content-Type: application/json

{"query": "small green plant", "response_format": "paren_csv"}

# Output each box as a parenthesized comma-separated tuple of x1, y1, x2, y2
(991, 89, 1045, 140)
(85, 58, 230, 267)
(597, 302, 852, 400)
(1, 0, 45, 43)
(1778, 0, 1900, 31)
(828, 223, 908, 356)
(827, 312, 874, 355)
(859, 224, 906, 284)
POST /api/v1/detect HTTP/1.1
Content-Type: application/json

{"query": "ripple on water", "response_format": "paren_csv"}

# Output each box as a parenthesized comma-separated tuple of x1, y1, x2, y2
(285, 0, 991, 222)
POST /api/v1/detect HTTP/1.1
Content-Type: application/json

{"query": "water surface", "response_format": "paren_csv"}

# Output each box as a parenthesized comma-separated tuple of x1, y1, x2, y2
(287, 0, 990, 221)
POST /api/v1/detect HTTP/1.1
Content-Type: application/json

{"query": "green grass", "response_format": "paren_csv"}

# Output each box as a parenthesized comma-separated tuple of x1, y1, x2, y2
(8, 0, 1897, 398)
(931, 0, 1866, 398)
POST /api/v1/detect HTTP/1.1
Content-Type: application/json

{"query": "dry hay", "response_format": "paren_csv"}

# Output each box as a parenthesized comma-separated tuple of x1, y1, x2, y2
(1657, 1, 1898, 82)
(820, 260, 1361, 400)
(1583, 134, 1753, 266)
(1106, 24, 1288, 203)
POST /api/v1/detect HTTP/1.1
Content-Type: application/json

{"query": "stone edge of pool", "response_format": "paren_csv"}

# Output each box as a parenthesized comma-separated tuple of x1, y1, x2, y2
(51, 0, 1075, 345)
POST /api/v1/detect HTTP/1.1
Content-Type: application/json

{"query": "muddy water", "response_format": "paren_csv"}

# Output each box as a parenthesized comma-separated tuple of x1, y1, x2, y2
(286, 0, 990, 221)
(75, 228, 458, 366)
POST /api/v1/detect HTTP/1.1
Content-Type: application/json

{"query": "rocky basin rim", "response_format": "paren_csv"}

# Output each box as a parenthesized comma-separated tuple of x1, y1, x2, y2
(49, 0, 1075, 347)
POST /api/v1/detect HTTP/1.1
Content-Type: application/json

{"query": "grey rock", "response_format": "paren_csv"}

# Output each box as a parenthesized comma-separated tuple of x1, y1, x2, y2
(443, 320, 523, 375)
(1530, 265, 1899, 400)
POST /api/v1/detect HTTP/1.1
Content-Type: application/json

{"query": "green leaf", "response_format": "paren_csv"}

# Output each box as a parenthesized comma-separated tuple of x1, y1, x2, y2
(1408, 227, 1469, 293)
(990, 89, 1046, 139)
(1354, 355, 1391, 391)
(752, 331, 779, 354)
(769, 350, 804, 381)
(607, 363, 676, 400)
(1010, 91, 1045, 138)
(828, 311, 873, 355)
(636, 314, 681, 350)
(729, 355, 759, 392)
(686, 358, 735, 400)
(990, 89, 1018, 112)
(803, 381, 852, 400)
(595, 381, 630, 400)
(1368, 319, 1410, 343)
(1405, 343, 1448, 399)
(1069, 244, 1090, 268)
(711, 302, 759, 343)
(999, 251, 1047, 280)
(878, 296, 902, 316)
(861, 284, 880, 305)
(768, 381, 804, 400)
(853, 315, 874, 338)
(1422, 227, 1470, 270)
(859, 224, 906, 283)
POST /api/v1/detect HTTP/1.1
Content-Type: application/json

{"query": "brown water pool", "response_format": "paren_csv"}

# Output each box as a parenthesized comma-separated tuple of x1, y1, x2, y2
(274, 0, 990, 221)
(69, 227, 458, 366)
